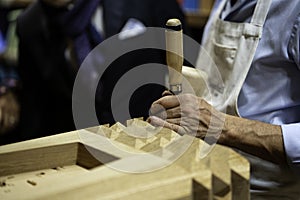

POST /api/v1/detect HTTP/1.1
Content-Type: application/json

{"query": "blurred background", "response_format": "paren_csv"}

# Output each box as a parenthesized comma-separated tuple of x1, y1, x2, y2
(0, 0, 214, 145)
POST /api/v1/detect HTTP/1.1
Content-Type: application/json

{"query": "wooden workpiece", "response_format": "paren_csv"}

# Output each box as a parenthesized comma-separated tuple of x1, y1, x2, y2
(0, 118, 249, 200)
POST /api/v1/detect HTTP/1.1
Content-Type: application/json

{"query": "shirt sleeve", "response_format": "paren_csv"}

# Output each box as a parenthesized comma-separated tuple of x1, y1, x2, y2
(288, 13, 300, 70)
(281, 124, 300, 175)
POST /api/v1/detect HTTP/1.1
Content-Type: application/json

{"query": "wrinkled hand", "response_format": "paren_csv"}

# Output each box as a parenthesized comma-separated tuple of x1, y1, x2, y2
(0, 91, 20, 135)
(148, 93, 226, 139)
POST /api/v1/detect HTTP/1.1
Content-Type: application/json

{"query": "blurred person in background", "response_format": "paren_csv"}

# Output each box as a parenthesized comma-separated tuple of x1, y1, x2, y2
(0, 0, 33, 144)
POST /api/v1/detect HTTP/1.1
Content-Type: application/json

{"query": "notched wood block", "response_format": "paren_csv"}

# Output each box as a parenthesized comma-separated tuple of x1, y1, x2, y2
(0, 119, 249, 200)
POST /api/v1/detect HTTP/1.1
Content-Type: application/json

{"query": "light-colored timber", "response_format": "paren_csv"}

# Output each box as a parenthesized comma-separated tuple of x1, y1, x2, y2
(0, 118, 249, 200)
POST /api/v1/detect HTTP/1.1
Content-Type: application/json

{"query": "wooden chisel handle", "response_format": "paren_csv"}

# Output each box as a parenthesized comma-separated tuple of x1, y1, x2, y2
(165, 18, 183, 95)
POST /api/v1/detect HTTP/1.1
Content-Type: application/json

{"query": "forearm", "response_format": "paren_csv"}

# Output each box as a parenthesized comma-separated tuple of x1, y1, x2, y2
(149, 94, 288, 165)
(219, 114, 286, 165)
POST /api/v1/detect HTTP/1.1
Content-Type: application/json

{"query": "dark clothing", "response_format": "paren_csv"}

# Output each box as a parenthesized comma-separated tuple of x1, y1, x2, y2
(17, 2, 77, 139)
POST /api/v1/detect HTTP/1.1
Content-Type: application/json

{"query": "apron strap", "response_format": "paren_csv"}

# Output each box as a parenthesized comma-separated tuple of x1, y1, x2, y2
(250, 0, 272, 27)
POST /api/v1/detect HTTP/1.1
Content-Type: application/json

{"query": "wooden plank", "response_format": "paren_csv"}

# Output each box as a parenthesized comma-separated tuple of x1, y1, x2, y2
(209, 145, 231, 199)
(0, 143, 78, 176)
(0, 131, 80, 154)
(0, 119, 249, 199)
(0, 165, 89, 200)
(229, 150, 250, 200)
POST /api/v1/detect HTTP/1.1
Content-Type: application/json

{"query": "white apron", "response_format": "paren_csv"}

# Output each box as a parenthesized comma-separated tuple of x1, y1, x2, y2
(195, 0, 271, 115)
(188, 0, 300, 199)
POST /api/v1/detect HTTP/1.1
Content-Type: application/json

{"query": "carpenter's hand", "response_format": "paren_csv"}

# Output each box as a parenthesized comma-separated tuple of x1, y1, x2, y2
(148, 93, 225, 139)
(0, 91, 20, 135)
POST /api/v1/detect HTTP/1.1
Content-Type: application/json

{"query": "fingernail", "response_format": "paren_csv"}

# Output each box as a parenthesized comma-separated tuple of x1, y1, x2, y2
(149, 104, 165, 116)
(162, 90, 173, 96)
